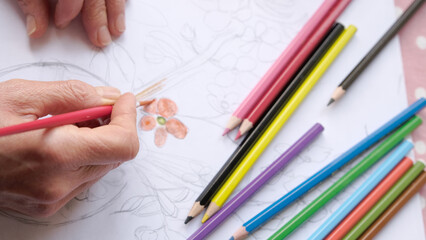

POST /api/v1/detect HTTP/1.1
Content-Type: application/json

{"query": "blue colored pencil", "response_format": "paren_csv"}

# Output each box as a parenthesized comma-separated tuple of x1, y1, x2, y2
(230, 97, 426, 240)
(308, 140, 413, 240)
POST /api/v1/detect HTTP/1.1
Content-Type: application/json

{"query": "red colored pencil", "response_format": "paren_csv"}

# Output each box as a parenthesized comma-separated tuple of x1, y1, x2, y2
(325, 157, 413, 240)
(236, 0, 350, 139)
(222, 0, 340, 135)
(0, 99, 154, 137)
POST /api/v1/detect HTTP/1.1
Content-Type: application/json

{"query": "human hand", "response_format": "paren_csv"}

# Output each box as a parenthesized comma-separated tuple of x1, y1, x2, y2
(17, 0, 126, 47)
(0, 79, 139, 217)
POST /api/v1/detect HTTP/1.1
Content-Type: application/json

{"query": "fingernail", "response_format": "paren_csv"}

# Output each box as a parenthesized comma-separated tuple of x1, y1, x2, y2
(95, 86, 121, 105)
(116, 14, 126, 33)
(97, 26, 112, 46)
(56, 18, 70, 29)
(26, 15, 37, 36)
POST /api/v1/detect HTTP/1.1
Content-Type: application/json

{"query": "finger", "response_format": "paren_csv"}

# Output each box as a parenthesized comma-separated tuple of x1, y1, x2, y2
(82, 0, 112, 47)
(54, 0, 84, 29)
(108, 92, 137, 130)
(11, 176, 102, 218)
(44, 93, 139, 166)
(43, 164, 119, 198)
(16, 0, 49, 38)
(83, 93, 139, 163)
(106, 0, 126, 36)
(76, 163, 120, 183)
(2, 79, 120, 117)
(0, 161, 119, 207)
(86, 93, 139, 163)
(43, 176, 103, 216)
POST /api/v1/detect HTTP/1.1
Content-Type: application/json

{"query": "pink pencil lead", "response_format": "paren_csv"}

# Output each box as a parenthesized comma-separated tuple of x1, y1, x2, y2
(235, 131, 242, 140)
(222, 128, 231, 136)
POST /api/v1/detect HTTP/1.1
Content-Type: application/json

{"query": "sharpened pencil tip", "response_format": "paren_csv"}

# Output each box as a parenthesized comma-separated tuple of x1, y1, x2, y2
(201, 214, 210, 223)
(235, 131, 242, 140)
(222, 128, 231, 136)
(184, 216, 193, 224)
(327, 98, 335, 106)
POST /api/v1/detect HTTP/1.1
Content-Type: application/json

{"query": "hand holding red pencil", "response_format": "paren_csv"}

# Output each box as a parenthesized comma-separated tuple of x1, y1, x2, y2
(0, 79, 139, 217)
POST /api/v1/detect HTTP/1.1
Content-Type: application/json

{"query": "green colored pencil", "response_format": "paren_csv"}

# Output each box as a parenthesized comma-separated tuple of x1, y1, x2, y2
(343, 161, 425, 240)
(268, 116, 422, 240)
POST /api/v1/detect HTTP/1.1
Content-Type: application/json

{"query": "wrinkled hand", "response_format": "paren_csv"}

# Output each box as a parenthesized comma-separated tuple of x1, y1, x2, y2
(0, 79, 139, 217)
(17, 0, 126, 47)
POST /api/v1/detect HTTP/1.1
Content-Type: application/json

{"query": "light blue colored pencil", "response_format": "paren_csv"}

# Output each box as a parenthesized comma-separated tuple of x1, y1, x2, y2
(308, 140, 413, 240)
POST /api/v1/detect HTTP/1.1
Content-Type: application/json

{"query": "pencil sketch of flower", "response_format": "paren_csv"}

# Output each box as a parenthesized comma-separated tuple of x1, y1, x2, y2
(139, 98, 188, 147)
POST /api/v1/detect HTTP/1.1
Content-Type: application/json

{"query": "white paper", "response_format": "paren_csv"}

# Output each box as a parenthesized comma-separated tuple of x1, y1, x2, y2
(0, 0, 424, 239)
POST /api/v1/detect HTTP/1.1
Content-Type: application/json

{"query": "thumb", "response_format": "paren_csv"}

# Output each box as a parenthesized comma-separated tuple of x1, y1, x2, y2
(4, 79, 121, 117)
(16, 0, 49, 38)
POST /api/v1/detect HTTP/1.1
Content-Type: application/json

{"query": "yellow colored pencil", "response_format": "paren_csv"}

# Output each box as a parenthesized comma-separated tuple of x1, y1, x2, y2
(202, 25, 357, 223)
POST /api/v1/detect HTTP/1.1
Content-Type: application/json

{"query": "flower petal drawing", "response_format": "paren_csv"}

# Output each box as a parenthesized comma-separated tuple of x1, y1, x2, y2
(139, 98, 187, 147)
(140, 116, 157, 131)
(143, 99, 158, 115)
(157, 98, 178, 118)
(154, 127, 168, 147)
(165, 119, 187, 139)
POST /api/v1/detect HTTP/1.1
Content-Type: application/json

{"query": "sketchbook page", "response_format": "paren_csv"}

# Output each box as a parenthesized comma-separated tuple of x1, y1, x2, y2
(0, 0, 424, 240)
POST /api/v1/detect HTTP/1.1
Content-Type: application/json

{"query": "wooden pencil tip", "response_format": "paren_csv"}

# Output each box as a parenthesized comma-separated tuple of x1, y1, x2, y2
(137, 99, 155, 107)
(186, 201, 204, 221)
(184, 216, 193, 224)
(327, 98, 335, 106)
(232, 226, 249, 240)
(222, 128, 231, 136)
(201, 214, 210, 223)
(203, 202, 220, 223)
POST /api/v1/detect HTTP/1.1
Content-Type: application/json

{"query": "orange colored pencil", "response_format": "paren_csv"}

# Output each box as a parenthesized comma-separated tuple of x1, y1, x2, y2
(325, 157, 413, 240)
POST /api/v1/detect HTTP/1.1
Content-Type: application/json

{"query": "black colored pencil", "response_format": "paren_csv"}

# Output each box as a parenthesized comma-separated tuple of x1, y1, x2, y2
(185, 23, 345, 224)
(328, 0, 425, 106)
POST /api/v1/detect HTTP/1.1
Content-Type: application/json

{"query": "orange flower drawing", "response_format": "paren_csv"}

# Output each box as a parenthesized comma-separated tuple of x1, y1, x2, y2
(139, 98, 188, 147)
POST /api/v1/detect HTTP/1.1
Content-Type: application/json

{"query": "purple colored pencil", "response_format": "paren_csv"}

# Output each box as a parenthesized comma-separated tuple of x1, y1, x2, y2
(187, 123, 324, 240)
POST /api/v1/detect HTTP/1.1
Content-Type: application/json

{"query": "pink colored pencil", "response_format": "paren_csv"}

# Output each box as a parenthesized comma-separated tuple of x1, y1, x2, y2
(325, 157, 413, 240)
(235, 1, 348, 139)
(0, 99, 154, 137)
(223, 0, 339, 135)
(0, 106, 113, 137)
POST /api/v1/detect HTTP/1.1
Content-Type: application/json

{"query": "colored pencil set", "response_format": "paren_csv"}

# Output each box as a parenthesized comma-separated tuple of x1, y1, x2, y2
(186, 0, 426, 239)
